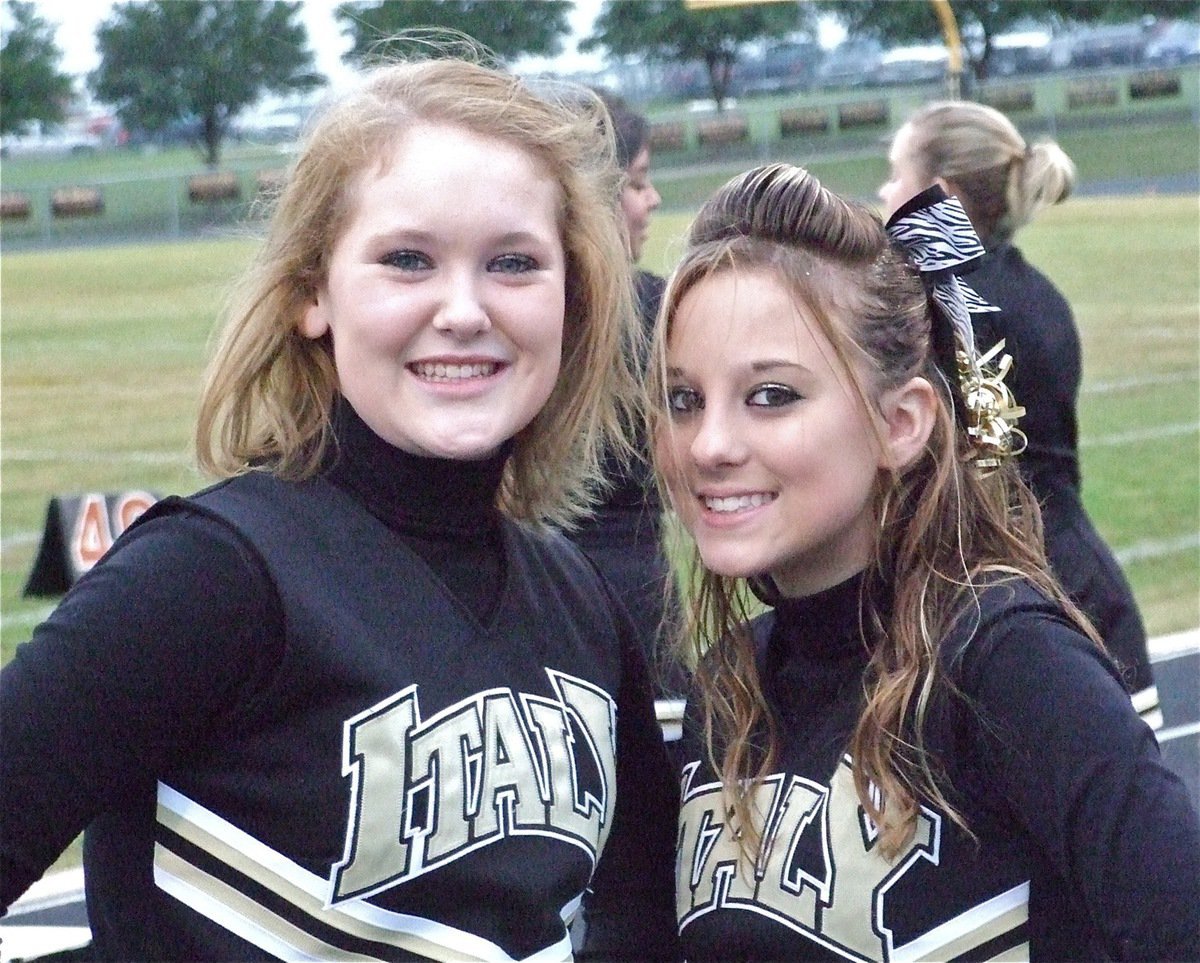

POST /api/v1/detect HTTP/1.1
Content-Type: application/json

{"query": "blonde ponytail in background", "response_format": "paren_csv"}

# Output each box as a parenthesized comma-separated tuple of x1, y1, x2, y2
(903, 100, 1075, 244)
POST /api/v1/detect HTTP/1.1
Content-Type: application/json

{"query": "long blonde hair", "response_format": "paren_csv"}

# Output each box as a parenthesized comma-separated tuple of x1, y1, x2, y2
(900, 99, 1075, 244)
(650, 164, 1092, 859)
(195, 45, 637, 529)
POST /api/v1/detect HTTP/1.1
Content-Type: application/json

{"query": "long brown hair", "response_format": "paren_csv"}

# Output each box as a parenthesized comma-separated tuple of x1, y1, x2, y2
(195, 43, 637, 529)
(650, 163, 1093, 859)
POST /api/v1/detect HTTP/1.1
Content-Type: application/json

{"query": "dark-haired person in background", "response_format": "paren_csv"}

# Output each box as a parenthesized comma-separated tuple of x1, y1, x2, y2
(573, 90, 686, 712)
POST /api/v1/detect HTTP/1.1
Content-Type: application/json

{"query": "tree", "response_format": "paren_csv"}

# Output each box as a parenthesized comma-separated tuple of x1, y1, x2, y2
(818, 0, 1200, 82)
(336, 1, 572, 66)
(91, 0, 323, 167)
(0, 0, 74, 136)
(581, 0, 808, 110)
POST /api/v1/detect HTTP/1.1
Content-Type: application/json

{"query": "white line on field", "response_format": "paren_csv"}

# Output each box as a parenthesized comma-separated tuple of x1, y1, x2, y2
(1, 531, 41, 552)
(1150, 627, 1200, 661)
(1114, 532, 1200, 565)
(1, 605, 56, 630)
(1084, 371, 1198, 394)
(1158, 720, 1200, 744)
(3, 449, 190, 465)
(1080, 422, 1199, 448)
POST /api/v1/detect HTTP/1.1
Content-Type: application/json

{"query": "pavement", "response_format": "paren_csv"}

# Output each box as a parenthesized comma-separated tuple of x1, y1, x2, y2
(1, 628, 1197, 961)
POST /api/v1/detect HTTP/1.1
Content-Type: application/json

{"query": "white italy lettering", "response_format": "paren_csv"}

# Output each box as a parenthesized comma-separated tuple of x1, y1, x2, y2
(678, 757, 941, 961)
(330, 670, 616, 903)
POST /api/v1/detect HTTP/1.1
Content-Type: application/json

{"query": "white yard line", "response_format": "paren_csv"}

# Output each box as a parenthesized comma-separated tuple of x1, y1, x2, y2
(1080, 421, 1199, 448)
(1084, 370, 1198, 394)
(1114, 532, 1200, 566)
(3, 449, 190, 465)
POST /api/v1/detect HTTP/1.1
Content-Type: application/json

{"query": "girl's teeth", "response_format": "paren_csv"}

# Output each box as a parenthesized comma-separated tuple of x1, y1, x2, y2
(705, 493, 773, 513)
(415, 362, 496, 381)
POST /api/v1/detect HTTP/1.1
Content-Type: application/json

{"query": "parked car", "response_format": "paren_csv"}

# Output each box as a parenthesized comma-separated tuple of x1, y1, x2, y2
(875, 44, 949, 86)
(1067, 22, 1148, 68)
(1145, 19, 1200, 66)
(739, 39, 824, 95)
(815, 38, 883, 89)
(985, 29, 1055, 76)
(0, 126, 103, 159)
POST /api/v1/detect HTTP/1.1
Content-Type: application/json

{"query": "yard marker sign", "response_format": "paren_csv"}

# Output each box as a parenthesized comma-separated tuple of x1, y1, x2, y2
(23, 491, 158, 597)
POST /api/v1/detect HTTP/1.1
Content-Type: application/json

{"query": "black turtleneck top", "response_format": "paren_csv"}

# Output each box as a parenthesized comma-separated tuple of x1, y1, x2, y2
(676, 572, 1199, 961)
(323, 398, 508, 624)
(0, 398, 681, 960)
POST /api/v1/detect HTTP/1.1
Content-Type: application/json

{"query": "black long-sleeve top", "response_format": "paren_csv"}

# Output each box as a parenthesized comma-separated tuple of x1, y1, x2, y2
(969, 242, 1155, 700)
(1, 399, 680, 961)
(676, 574, 1200, 961)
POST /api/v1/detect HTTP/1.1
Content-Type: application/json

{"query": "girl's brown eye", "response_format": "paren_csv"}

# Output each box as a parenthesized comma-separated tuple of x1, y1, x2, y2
(667, 387, 703, 414)
(747, 384, 801, 408)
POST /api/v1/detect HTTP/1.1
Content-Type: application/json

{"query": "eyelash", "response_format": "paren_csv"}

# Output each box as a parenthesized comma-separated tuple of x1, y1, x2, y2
(490, 253, 538, 274)
(382, 249, 430, 271)
(747, 383, 802, 408)
(380, 250, 539, 274)
(666, 386, 702, 414)
(664, 383, 802, 416)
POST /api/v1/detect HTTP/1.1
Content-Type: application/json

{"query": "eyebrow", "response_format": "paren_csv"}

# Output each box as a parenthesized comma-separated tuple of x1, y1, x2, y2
(751, 359, 807, 373)
(364, 227, 558, 250)
(666, 359, 811, 378)
(492, 229, 557, 248)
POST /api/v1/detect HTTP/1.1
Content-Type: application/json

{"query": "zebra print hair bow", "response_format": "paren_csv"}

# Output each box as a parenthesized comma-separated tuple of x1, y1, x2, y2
(885, 185, 1026, 473)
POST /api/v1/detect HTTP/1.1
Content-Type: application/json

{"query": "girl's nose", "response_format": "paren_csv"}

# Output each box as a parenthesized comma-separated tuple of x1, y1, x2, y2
(433, 272, 490, 338)
(689, 406, 746, 470)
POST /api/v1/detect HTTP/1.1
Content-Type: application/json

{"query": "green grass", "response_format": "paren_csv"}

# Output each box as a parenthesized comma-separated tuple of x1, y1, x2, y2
(642, 195, 1199, 639)
(1, 197, 1197, 665)
(0, 141, 291, 188)
(654, 116, 1200, 211)
(1, 238, 256, 659)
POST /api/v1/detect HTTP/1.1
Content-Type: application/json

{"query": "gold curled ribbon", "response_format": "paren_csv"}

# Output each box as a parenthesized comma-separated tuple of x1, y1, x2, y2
(956, 339, 1027, 475)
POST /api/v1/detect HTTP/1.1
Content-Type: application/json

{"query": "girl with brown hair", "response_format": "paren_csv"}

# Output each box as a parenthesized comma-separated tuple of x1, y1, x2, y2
(880, 99, 1160, 730)
(652, 162, 1198, 960)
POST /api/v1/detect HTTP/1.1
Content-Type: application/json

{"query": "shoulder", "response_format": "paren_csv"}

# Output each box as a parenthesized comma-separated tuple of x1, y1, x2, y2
(973, 245, 1070, 315)
(508, 520, 624, 612)
(749, 608, 777, 664)
(944, 574, 1089, 653)
(117, 481, 276, 583)
(944, 574, 1127, 713)
(509, 518, 594, 570)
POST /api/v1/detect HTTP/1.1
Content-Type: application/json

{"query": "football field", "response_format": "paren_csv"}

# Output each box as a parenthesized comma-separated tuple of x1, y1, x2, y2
(0, 191, 1196, 959)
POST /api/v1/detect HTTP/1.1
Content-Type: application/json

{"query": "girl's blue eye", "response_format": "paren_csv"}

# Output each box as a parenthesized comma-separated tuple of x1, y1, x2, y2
(667, 386, 703, 414)
(747, 383, 801, 408)
(382, 250, 431, 271)
(490, 253, 538, 274)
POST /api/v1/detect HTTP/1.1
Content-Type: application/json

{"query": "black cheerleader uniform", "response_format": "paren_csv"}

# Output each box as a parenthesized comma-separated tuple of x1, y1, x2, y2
(675, 575, 1200, 962)
(570, 270, 684, 701)
(0, 400, 680, 961)
(969, 243, 1159, 722)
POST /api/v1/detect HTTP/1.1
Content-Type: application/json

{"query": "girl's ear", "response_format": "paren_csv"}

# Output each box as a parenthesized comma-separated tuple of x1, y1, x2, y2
(878, 376, 937, 470)
(300, 296, 330, 340)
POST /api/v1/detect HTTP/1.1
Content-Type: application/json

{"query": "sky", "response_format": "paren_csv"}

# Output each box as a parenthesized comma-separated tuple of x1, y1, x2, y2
(24, 0, 607, 92)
